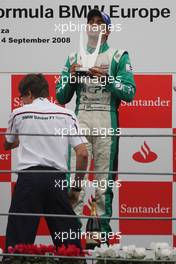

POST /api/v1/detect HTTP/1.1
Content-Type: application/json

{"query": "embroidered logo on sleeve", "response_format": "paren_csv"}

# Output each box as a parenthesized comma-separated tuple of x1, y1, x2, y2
(126, 64, 133, 72)
(63, 66, 68, 72)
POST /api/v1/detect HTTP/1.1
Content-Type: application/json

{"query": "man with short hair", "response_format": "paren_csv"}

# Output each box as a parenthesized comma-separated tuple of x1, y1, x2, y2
(4, 73, 88, 251)
(56, 9, 136, 236)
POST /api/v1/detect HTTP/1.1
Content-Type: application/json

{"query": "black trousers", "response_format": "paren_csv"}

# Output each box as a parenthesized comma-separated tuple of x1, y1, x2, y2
(5, 166, 81, 251)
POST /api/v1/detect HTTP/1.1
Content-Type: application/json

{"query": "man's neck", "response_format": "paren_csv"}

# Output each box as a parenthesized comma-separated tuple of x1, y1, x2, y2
(87, 41, 109, 54)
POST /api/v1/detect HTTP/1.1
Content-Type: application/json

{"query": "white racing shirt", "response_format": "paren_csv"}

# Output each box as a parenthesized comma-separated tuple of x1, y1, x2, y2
(6, 98, 87, 171)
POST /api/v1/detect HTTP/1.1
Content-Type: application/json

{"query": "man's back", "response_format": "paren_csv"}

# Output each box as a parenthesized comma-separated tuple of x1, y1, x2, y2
(7, 98, 84, 170)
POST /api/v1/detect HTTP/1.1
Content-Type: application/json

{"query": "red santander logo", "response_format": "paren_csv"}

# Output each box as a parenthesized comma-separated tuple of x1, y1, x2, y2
(132, 141, 157, 163)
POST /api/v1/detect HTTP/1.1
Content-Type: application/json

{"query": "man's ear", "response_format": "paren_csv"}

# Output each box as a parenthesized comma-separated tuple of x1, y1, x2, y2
(28, 90, 33, 99)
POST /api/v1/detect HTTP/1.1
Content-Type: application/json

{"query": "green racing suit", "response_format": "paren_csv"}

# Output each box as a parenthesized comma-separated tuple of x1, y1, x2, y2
(56, 42, 136, 234)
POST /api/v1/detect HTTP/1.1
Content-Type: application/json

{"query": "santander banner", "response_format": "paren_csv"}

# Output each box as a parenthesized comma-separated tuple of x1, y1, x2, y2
(0, 128, 11, 182)
(119, 75, 172, 128)
(119, 181, 172, 235)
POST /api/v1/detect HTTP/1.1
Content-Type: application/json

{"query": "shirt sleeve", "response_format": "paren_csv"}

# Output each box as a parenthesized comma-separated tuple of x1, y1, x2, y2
(56, 55, 77, 105)
(106, 52, 136, 102)
(5, 112, 18, 143)
(68, 113, 88, 148)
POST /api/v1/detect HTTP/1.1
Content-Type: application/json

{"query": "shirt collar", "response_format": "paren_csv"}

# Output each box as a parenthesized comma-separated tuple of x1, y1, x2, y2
(32, 97, 49, 104)
(99, 42, 109, 53)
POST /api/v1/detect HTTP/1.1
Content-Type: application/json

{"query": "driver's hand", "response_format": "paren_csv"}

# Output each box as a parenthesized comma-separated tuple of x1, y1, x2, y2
(70, 63, 82, 77)
(68, 188, 80, 208)
(88, 66, 107, 78)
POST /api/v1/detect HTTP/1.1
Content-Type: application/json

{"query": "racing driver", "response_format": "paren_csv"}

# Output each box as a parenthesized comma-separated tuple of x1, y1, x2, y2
(56, 9, 136, 236)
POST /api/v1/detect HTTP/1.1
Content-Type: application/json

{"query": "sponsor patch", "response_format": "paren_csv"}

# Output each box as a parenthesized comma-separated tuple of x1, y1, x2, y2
(69, 53, 75, 65)
(115, 80, 122, 90)
(63, 66, 68, 72)
(126, 64, 133, 72)
(114, 52, 121, 62)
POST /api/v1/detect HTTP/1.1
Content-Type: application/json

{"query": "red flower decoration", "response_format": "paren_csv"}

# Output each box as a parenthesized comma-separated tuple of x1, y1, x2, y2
(8, 246, 14, 254)
(8, 243, 84, 257)
(57, 244, 67, 256)
(66, 244, 80, 256)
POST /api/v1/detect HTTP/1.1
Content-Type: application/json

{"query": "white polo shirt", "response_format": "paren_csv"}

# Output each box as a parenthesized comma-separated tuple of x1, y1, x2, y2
(6, 98, 87, 171)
